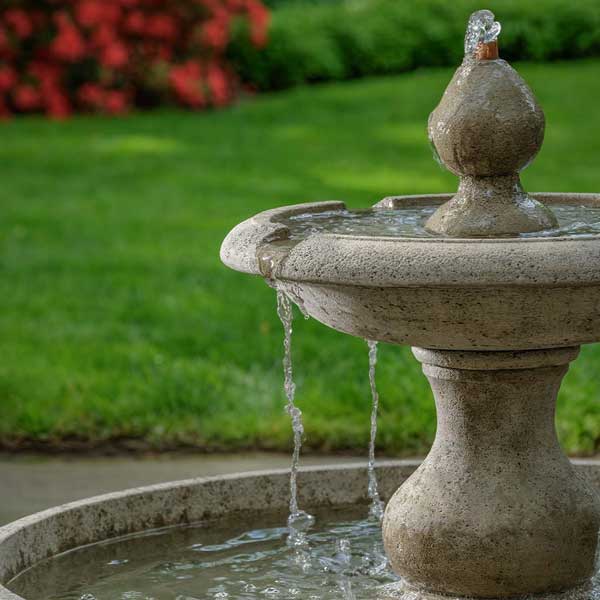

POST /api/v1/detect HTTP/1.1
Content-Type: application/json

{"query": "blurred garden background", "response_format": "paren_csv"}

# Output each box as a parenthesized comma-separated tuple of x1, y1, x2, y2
(2, 0, 600, 459)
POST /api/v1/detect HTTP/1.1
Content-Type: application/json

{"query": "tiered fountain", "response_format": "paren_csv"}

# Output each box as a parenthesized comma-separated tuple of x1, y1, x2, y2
(1, 9, 599, 600)
(221, 9, 600, 598)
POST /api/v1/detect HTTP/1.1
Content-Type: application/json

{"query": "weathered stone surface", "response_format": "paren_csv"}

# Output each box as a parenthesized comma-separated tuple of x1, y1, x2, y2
(221, 192, 600, 598)
(275, 278, 600, 351)
(221, 194, 600, 351)
(425, 174, 557, 237)
(0, 462, 421, 599)
(428, 60, 544, 178)
(383, 348, 600, 597)
(220, 200, 345, 275)
(1, 460, 599, 600)
(426, 57, 558, 236)
(378, 578, 598, 600)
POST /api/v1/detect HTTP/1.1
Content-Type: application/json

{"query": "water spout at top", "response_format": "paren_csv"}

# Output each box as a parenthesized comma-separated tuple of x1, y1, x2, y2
(464, 9, 501, 59)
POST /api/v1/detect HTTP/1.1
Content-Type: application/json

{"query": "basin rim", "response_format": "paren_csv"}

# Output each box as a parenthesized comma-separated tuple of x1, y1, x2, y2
(1, 459, 600, 600)
(220, 193, 600, 288)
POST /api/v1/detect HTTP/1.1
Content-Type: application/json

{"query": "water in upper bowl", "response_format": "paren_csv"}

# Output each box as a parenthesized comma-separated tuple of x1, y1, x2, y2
(281, 203, 600, 240)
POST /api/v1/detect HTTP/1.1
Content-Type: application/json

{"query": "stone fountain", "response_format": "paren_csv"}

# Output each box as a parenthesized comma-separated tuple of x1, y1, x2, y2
(1, 9, 600, 600)
(220, 9, 600, 599)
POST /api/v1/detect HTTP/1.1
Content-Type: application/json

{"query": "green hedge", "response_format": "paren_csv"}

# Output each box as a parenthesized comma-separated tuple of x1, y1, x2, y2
(229, 0, 600, 90)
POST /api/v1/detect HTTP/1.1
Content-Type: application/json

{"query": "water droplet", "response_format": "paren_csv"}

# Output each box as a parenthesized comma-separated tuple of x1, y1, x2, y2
(108, 559, 129, 566)
(262, 586, 280, 596)
(429, 137, 444, 169)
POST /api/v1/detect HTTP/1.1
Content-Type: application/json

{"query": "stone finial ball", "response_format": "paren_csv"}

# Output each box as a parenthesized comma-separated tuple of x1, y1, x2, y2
(428, 59, 545, 177)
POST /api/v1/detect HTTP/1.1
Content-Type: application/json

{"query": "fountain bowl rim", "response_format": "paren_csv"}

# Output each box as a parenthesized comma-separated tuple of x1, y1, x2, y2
(0, 460, 422, 599)
(2, 459, 600, 600)
(220, 193, 600, 288)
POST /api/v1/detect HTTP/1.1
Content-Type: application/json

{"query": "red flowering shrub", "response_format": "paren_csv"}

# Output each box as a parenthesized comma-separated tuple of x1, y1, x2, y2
(0, 0, 270, 119)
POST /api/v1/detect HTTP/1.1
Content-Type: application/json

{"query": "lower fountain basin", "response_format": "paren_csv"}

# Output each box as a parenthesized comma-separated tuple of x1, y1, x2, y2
(221, 193, 600, 350)
(1, 460, 599, 600)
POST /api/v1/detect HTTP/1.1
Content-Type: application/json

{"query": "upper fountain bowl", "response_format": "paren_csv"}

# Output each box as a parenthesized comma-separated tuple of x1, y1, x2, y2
(221, 193, 600, 351)
(221, 8, 600, 352)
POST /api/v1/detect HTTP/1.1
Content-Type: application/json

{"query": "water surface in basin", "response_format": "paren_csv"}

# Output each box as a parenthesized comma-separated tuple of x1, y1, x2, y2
(281, 204, 600, 240)
(9, 507, 396, 600)
(9, 508, 600, 600)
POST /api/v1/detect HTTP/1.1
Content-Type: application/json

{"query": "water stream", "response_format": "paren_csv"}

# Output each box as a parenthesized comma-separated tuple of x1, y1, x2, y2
(367, 341, 384, 522)
(275, 289, 315, 555)
(8, 289, 600, 599)
(274, 291, 388, 599)
(10, 281, 594, 600)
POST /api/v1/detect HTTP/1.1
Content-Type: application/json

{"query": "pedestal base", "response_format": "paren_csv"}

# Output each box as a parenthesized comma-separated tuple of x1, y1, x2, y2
(377, 579, 598, 600)
(383, 347, 600, 598)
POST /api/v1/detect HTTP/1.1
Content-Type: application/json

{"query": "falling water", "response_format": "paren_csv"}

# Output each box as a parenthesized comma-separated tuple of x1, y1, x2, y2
(367, 340, 384, 521)
(334, 539, 357, 600)
(275, 289, 315, 554)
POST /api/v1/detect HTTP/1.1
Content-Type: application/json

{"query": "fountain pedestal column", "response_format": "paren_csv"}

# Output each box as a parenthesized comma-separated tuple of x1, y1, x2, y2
(383, 346, 600, 598)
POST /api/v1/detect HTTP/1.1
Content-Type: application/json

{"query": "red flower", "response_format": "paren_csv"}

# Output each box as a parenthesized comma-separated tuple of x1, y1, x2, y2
(76, 1, 105, 28)
(4, 9, 33, 40)
(207, 64, 230, 106)
(51, 15, 86, 62)
(101, 42, 129, 69)
(156, 43, 173, 61)
(0, 65, 17, 92)
(104, 90, 128, 115)
(102, 4, 122, 26)
(124, 11, 145, 35)
(247, 1, 270, 48)
(0, 31, 13, 61)
(91, 24, 116, 49)
(169, 61, 205, 108)
(29, 10, 47, 32)
(77, 82, 104, 108)
(0, 27, 8, 55)
(14, 84, 41, 111)
(225, 0, 246, 9)
(29, 61, 62, 90)
(146, 14, 178, 41)
(201, 18, 229, 51)
(76, 2, 121, 27)
(46, 91, 71, 119)
(197, 0, 222, 12)
(0, 0, 269, 118)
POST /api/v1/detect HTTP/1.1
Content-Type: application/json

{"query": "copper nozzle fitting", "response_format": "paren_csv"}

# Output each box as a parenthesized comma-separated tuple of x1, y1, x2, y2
(476, 40, 499, 60)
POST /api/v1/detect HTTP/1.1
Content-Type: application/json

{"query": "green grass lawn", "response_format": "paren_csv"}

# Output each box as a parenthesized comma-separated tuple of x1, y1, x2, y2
(1, 59, 600, 456)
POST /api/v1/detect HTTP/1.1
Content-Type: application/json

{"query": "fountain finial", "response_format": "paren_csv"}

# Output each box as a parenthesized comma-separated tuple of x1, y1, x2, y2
(426, 9, 558, 237)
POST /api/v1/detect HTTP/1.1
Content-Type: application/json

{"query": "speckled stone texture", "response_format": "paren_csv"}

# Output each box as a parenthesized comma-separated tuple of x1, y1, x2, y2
(0, 462, 419, 600)
(426, 57, 558, 236)
(220, 200, 344, 276)
(383, 348, 600, 597)
(426, 174, 557, 237)
(221, 192, 600, 598)
(1, 461, 599, 600)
